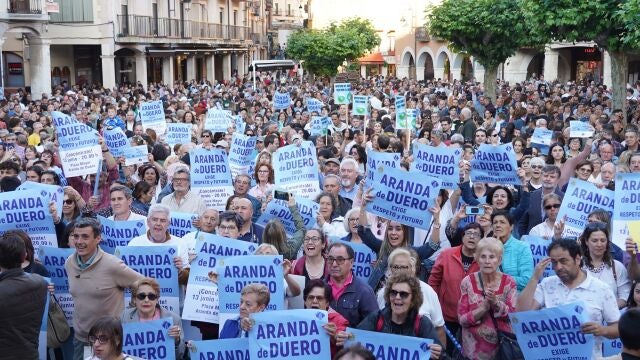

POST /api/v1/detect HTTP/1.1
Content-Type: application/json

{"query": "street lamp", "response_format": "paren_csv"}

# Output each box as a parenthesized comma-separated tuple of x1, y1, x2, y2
(400, 9, 416, 79)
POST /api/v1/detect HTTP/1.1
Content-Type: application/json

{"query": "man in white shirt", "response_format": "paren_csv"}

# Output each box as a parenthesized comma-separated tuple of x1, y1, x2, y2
(161, 168, 206, 214)
(107, 185, 147, 221)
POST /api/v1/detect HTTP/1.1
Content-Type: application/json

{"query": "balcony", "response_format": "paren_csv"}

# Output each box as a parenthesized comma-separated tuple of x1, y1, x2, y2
(117, 15, 250, 42)
(415, 27, 430, 42)
(7, 0, 42, 14)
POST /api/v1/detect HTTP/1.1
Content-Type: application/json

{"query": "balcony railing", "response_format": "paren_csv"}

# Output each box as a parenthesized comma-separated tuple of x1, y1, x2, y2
(117, 15, 249, 41)
(415, 27, 430, 42)
(7, 0, 42, 14)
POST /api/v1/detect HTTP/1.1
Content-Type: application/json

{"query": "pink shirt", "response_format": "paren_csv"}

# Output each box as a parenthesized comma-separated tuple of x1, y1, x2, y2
(328, 272, 354, 301)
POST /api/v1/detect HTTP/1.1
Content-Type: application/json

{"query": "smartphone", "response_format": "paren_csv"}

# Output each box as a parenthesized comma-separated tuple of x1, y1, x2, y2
(465, 206, 485, 216)
(274, 190, 290, 201)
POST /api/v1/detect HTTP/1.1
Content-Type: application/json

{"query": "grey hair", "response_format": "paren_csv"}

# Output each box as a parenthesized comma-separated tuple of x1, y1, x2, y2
(148, 203, 171, 218)
(340, 157, 358, 170)
(343, 207, 360, 232)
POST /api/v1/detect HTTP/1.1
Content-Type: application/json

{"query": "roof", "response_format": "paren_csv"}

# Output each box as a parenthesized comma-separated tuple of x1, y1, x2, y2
(358, 52, 385, 64)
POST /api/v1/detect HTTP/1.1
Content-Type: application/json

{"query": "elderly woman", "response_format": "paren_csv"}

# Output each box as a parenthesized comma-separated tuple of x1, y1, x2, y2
(336, 273, 443, 359)
(458, 237, 518, 360)
(341, 207, 362, 243)
(291, 228, 329, 281)
(85, 317, 134, 360)
(219, 283, 270, 339)
(121, 278, 184, 359)
(491, 211, 533, 291)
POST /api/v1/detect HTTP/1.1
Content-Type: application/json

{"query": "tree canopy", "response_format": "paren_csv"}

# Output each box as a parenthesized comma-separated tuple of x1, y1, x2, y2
(286, 18, 380, 78)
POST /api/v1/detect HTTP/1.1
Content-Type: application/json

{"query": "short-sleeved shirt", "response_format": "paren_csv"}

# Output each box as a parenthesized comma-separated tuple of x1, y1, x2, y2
(534, 272, 620, 358)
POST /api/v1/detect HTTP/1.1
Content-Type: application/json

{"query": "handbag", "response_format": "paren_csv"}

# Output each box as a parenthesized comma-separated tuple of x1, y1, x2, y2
(47, 294, 71, 348)
(477, 273, 524, 360)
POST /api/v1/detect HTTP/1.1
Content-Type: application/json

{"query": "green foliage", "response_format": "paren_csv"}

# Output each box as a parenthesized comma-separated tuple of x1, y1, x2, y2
(619, 0, 640, 47)
(285, 17, 380, 77)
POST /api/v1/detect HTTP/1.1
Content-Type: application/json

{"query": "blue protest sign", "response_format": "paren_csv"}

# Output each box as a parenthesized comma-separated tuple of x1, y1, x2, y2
(249, 309, 330, 360)
(190, 338, 249, 360)
(470, 143, 520, 185)
(16, 182, 64, 233)
(366, 150, 400, 182)
(182, 234, 257, 323)
(306, 98, 323, 114)
(123, 318, 175, 360)
(205, 108, 232, 132)
(532, 128, 553, 154)
(274, 91, 292, 110)
(570, 121, 594, 138)
(612, 173, 640, 249)
(97, 215, 147, 254)
(365, 165, 441, 230)
(189, 148, 234, 210)
(39, 247, 75, 325)
(412, 143, 462, 189)
(522, 236, 554, 281)
(229, 133, 258, 179)
(165, 123, 192, 146)
(556, 179, 614, 238)
(103, 126, 128, 157)
(122, 145, 149, 166)
(233, 115, 246, 135)
(344, 327, 433, 359)
(602, 308, 624, 357)
(0, 189, 57, 256)
(310, 116, 331, 137)
(509, 301, 593, 360)
(332, 239, 377, 281)
(273, 141, 320, 199)
(115, 246, 180, 314)
(168, 212, 197, 238)
(256, 198, 319, 236)
(39, 281, 51, 360)
(352, 95, 369, 116)
(334, 83, 352, 104)
(139, 100, 166, 135)
(52, 111, 102, 177)
(395, 96, 407, 129)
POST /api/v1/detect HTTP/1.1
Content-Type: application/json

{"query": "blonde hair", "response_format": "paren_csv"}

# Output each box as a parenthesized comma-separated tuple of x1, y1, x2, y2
(129, 278, 161, 308)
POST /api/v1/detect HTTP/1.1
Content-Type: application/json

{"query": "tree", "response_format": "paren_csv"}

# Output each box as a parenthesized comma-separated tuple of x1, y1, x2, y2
(427, 0, 542, 101)
(286, 18, 380, 78)
(523, 0, 640, 124)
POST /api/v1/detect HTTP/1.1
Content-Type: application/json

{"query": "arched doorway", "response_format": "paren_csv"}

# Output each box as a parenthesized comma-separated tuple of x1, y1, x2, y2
(526, 53, 544, 80)
(418, 51, 435, 81)
(114, 48, 137, 85)
(461, 56, 474, 81)
(436, 51, 451, 81)
(3, 52, 25, 87)
(401, 51, 415, 79)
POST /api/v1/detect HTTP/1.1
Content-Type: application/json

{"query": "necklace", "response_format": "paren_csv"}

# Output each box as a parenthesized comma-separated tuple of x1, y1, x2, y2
(306, 260, 325, 279)
(590, 262, 607, 274)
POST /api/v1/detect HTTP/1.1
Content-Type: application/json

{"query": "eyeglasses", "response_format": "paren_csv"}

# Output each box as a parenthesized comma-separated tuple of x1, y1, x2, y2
(136, 293, 158, 301)
(326, 256, 352, 265)
(202, 134, 211, 138)
(173, 177, 189, 183)
(586, 222, 608, 231)
(544, 204, 561, 210)
(306, 295, 326, 302)
(578, 168, 593, 173)
(88, 335, 110, 345)
(63, 199, 74, 205)
(303, 236, 322, 243)
(390, 264, 410, 271)
(218, 225, 238, 231)
(530, 165, 543, 169)
(390, 290, 411, 299)
(348, 218, 359, 223)
(464, 231, 482, 238)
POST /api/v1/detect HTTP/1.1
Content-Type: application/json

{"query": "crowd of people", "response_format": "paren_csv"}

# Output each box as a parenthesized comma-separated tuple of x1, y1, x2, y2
(2, 72, 640, 360)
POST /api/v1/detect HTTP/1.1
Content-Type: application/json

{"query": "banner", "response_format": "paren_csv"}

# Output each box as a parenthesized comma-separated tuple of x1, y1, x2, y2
(16, 182, 64, 229)
(274, 92, 292, 110)
(39, 246, 75, 325)
(123, 145, 149, 166)
(395, 96, 407, 129)
(522, 236, 554, 281)
(182, 234, 257, 323)
(273, 141, 320, 199)
(123, 318, 175, 360)
(602, 308, 624, 357)
(366, 150, 399, 182)
(365, 165, 440, 230)
(333, 83, 352, 105)
(309, 116, 331, 137)
(344, 327, 433, 359)
(249, 309, 330, 359)
(205, 108, 232, 132)
(612, 173, 640, 249)
(0, 189, 56, 256)
(229, 133, 258, 179)
(570, 121, 594, 138)
(115, 246, 180, 314)
(97, 215, 147, 254)
(412, 143, 462, 189)
(352, 95, 369, 116)
(306, 98, 324, 114)
(168, 212, 197, 238)
(532, 128, 553, 154)
(470, 143, 520, 185)
(52, 111, 102, 177)
(256, 198, 319, 236)
(332, 239, 377, 282)
(165, 123, 192, 147)
(189, 338, 249, 360)
(103, 126, 128, 157)
(190, 148, 235, 211)
(509, 301, 594, 360)
(139, 100, 167, 135)
(405, 109, 418, 129)
(556, 179, 614, 238)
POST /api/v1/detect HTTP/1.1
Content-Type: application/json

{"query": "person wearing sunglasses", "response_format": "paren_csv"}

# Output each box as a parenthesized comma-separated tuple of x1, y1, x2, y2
(336, 272, 443, 359)
(121, 278, 184, 359)
(61, 187, 87, 226)
(529, 193, 563, 240)
(86, 316, 138, 360)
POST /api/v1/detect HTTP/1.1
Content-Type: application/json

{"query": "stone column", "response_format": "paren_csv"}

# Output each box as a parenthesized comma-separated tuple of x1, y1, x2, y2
(602, 50, 612, 88)
(101, 43, 116, 90)
(29, 38, 52, 100)
(543, 48, 559, 82)
(205, 54, 215, 83)
(186, 56, 196, 81)
(162, 56, 175, 85)
(222, 54, 232, 81)
(416, 66, 425, 81)
(397, 65, 409, 79)
(433, 66, 445, 81)
(135, 53, 148, 89)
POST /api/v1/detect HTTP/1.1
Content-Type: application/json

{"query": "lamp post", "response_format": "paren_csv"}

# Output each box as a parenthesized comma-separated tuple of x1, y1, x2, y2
(400, 8, 416, 79)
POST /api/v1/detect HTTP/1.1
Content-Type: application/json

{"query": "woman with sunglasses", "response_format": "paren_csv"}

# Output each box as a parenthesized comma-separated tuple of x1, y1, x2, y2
(529, 193, 562, 239)
(61, 187, 86, 226)
(336, 273, 444, 359)
(121, 278, 184, 359)
(86, 317, 139, 360)
(579, 222, 631, 309)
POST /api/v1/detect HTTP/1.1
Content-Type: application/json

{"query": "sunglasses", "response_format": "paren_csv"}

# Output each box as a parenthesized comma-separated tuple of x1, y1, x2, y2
(63, 199, 74, 205)
(136, 293, 158, 301)
(88, 335, 110, 345)
(544, 204, 561, 210)
(390, 290, 411, 299)
(530, 165, 543, 169)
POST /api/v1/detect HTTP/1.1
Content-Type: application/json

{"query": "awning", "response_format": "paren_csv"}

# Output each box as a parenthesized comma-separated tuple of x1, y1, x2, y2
(358, 52, 385, 65)
(248, 60, 297, 71)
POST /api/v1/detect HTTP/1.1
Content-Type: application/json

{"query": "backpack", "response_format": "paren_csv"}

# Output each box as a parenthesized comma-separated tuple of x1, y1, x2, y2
(375, 312, 422, 336)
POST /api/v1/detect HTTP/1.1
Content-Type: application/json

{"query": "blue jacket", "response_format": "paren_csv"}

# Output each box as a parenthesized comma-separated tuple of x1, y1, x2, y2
(501, 235, 534, 291)
(329, 274, 379, 326)
(219, 317, 244, 339)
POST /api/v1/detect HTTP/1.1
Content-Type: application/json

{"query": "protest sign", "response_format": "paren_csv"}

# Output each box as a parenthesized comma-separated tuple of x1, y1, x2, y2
(612, 173, 640, 249)
(509, 301, 594, 360)
(182, 234, 257, 323)
(189, 338, 249, 360)
(406, 109, 418, 129)
(0, 189, 56, 256)
(629, 221, 640, 248)
(395, 96, 407, 129)
(306, 98, 323, 114)
(165, 123, 192, 147)
(310, 116, 331, 137)
(256, 197, 319, 236)
(412, 143, 462, 189)
(16, 182, 64, 228)
(570, 121, 594, 138)
(602, 308, 624, 357)
(344, 327, 433, 359)
(39, 247, 75, 325)
(332, 239, 377, 281)
(249, 309, 330, 360)
(139, 100, 166, 135)
(122, 145, 149, 166)
(123, 318, 175, 360)
(273, 141, 320, 199)
(229, 133, 258, 179)
(168, 212, 197, 238)
(97, 215, 147, 254)
(531, 128, 553, 154)
(470, 143, 520, 185)
(103, 126, 128, 157)
(334, 83, 352, 104)
(556, 179, 614, 237)
(352, 95, 369, 116)
(205, 108, 232, 132)
(52, 111, 102, 177)
(115, 246, 180, 314)
(190, 148, 235, 210)
(522, 236, 554, 281)
(274, 91, 292, 110)
(366, 150, 399, 182)
(365, 165, 441, 230)
(233, 115, 246, 135)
